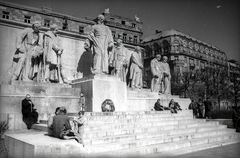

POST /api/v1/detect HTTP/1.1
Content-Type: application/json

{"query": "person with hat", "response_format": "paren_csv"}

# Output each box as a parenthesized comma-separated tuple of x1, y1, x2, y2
(150, 53, 163, 94)
(86, 14, 114, 74)
(11, 21, 44, 81)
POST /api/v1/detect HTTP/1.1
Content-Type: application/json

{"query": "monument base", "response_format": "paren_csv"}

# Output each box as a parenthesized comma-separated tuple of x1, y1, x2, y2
(72, 74, 127, 112)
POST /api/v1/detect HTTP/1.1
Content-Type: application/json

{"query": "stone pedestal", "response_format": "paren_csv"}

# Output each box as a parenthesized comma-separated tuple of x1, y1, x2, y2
(72, 74, 127, 112)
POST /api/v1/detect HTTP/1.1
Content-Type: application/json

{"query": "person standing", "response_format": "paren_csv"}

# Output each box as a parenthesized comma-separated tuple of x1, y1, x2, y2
(197, 98, 204, 118)
(189, 100, 198, 118)
(78, 92, 86, 112)
(11, 21, 43, 81)
(21, 94, 38, 129)
(204, 97, 212, 118)
(129, 46, 143, 89)
(73, 111, 86, 146)
(86, 14, 114, 74)
(150, 54, 163, 94)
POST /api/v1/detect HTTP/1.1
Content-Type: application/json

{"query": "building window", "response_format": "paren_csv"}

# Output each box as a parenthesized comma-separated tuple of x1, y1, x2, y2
(121, 20, 126, 25)
(2, 11, 10, 19)
(44, 19, 50, 27)
(112, 31, 116, 39)
(132, 23, 136, 28)
(123, 33, 127, 42)
(24, 16, 31, 23)
(174, 56, 179, 60)
(79, 26, 84, 34)
(62, 17, 68, 30)
(133, 36, 138, 43)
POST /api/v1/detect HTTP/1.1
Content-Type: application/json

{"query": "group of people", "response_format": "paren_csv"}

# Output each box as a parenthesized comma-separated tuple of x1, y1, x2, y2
(150, 54, 171, 95)
(188, 97, 213, 118)
(47, 107, 85, 146)
(10, 21, 69, 84)
(154, 98, 182, 113)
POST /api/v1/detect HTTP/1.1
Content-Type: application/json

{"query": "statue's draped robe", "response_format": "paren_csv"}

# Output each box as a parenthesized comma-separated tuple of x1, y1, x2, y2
(43, 31, 62, 82)
(160, 62, 171, 94)
(150, 58, 163, 92)
(129, 51, 143, 88)
(112, 44, 129, 82)
(88, 24, 114, 74)
(14, 28, 43, 81)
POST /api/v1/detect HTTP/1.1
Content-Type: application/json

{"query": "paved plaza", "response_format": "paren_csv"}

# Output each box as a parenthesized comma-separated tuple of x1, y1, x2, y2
(176, 142, 240, 158)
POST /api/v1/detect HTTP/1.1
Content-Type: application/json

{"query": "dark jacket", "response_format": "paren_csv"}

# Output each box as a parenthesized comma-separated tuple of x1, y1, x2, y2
(52, 114, 71, 138)
(22, 98, 34, 117)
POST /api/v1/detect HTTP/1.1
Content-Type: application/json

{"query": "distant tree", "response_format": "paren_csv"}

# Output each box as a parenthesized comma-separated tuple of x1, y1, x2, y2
(208, 67, 232, 109)
(229, 72, 240, 107)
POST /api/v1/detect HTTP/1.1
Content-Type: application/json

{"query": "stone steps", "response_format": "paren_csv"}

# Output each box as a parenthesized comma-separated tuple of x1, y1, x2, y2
(6, 111, 240, 158)
(87, 131, 240, 157)
(85, 125, 228, 152)
(83, 126, 229, 146)
(145, 137, 240, 158)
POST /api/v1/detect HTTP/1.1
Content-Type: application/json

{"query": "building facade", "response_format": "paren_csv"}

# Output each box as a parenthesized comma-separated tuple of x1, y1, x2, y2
(0, 1, 143, 83)
(143, 29, 229, 87)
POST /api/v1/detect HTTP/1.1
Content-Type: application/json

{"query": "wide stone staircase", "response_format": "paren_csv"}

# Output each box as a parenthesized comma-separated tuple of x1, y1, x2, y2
(17, 110, 240, 158)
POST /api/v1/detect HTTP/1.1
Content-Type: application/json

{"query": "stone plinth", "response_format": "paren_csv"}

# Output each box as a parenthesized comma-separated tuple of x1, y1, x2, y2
(0, 82, 81, 130)
(72, 74, 128, 112)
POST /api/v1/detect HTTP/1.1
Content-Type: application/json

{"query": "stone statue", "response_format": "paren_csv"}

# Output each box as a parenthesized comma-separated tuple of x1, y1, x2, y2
(43, 24, 70, 84)
(11, 21, 44, 81)
(129, 46, 143, 88)
(150, 54, 163, 93)
(111, 38, 130, 82)
(160, 56, 171, 94)
(86, 14, 114, 74)
(135, 15, 140, 22)
(104, 8, 110, 14)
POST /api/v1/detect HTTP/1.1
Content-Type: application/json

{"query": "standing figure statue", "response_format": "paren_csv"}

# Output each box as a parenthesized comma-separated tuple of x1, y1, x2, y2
(150, 54, 163, 93)
(43, 24, 70, 84)
(11, 21, 44, 81)
(129, 46, 143, 89)
(160, 56, 171, 94)
(86, 14, 114, 74)
(111, 37, 130, 82)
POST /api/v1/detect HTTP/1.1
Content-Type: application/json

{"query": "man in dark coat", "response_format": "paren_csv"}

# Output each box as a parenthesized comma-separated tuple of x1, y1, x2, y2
(22, 94, 38, 129)
(204, 97, 212, 118)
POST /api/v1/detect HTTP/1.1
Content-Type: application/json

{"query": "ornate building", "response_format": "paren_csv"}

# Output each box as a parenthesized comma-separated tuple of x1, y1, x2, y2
(143, 29, 228, 87)
(0, 1, 143, 83)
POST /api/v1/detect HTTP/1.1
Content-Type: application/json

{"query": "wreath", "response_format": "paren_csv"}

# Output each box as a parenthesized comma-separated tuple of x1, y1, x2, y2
(101, 99, 115, 112)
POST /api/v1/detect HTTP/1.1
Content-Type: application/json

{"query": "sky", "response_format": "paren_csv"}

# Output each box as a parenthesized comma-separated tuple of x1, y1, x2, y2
(4, 0, 240, 62)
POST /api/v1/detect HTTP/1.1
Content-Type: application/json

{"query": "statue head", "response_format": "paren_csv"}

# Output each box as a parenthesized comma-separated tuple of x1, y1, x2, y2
(97, 14, 105, 24)
(116, 37, 122, 46)
(25, 94, 31, 101)
(32, 21, 41, 32)
(135, 46, 141, 53)
(156, 54, 161, 61)
(50, 24, 59, 34)
(162, 56, 168, 62)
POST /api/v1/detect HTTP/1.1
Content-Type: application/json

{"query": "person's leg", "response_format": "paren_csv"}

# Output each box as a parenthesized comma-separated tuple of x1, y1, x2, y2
(32, 111, 39, 123)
